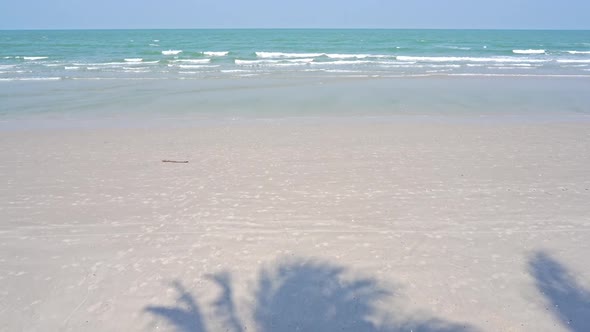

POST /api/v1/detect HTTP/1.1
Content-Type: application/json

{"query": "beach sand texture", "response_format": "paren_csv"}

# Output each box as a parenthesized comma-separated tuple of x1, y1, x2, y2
(1, 120, 589, 331)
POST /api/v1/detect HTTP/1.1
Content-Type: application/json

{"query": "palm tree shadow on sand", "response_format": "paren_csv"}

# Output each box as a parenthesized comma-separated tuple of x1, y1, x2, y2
(145, 257, 477, 332)
(144, 281, 206, 332)
(529, 251, 590, 332)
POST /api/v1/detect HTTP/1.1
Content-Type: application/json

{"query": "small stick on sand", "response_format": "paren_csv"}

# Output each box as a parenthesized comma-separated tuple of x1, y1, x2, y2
(162, 160, 189, 163)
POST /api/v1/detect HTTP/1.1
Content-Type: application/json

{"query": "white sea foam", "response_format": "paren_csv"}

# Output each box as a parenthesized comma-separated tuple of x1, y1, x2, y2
(162, 50, 183, 55)
(0, 65, 16, 69)
(78, 61, 159, 67)
(490, 63, 535, 67)
(239, 62, 306, 68)
(425, 69, 453, 73)
(426, 64, 462, 68)
(23, 56, 48, 61)
(256, 52, 323, 58)
(0, 77, 61, 81)
(220, 69, 251, 73)
(566, 51, 590, 54)
(557, 59, 590, 63)
(177, 64, 220, 69)
(122, 66, 150, 70)
(268, 63, 310, 67)
(378, 64, 424, 68)
(255, 51, 393, 59)
(512, 49, 545, 54)
(449, 73, 590, 78)
(325, 53, 390, 59)
(203, 51, 229, 56)
(396, 56, 548, 63)
(560, 64, 589, 68)
(65, 66, 80, 70)
(172, 59, 211, 64)
(235, 59, 310, 65)
(323, 69, 362, 73)
(149, 44, 159, 47)
(311, 60, 374, 65)
(492, 66, 533, 70)
(125, 58, 143, 62)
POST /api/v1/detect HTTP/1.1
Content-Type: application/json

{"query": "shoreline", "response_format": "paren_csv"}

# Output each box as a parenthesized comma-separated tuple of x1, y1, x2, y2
(2, 75, 590, 131)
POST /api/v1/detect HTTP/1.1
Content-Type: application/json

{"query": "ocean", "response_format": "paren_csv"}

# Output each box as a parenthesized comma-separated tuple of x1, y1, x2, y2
(1, 29, 590, 80)
(2, 29, 590, 129)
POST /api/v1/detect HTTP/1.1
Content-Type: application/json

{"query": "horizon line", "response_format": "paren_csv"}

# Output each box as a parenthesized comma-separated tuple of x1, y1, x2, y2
(2, 27, 590, 32)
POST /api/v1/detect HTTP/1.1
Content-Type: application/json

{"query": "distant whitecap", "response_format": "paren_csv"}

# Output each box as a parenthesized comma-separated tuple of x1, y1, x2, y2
(23, 56, 48, 60)
(512, 49, 545, 55)
(162, 50, 182, 55)
(203, 51, 229, 56)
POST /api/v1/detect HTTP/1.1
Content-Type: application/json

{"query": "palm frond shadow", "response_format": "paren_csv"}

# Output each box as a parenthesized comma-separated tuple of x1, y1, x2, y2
(529, 251, 590, 332)
(145, 257, 477, 332)
(144, 281, 207, 332)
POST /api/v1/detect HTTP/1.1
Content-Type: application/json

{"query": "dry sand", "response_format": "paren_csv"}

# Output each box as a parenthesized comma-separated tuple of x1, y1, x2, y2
(1, 120, 589, 331)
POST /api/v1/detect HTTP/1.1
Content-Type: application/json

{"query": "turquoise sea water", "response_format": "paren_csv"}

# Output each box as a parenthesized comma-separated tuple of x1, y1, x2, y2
(1, 29, 590, 80)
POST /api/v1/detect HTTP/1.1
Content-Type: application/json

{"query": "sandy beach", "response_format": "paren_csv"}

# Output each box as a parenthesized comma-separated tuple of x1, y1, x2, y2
(1, 109, 590, 331)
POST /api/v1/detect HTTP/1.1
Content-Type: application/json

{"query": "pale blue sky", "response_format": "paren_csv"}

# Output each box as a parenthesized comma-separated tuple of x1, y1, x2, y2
(1, 0, 589, 30)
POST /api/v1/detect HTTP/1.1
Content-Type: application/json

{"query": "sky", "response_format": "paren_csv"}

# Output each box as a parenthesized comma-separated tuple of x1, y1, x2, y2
(1, 0, 589, 30)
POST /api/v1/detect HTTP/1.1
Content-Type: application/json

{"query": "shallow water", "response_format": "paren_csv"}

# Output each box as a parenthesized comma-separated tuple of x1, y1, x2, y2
(1, 76, 590, 130)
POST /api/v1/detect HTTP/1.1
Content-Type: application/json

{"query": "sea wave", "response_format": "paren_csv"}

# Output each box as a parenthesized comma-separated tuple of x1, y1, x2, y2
(122, 66, 150, 70)
(235, 59, 312, 65)
(566, 51, 590, 54)
(255, 51, 392, 59)
(124, 58, 143, 62)
(74, 61, 159, 66)
(557, 59, 590, 63)
(396, 56, 548, 63)
(560, 64, 589, 68)
(493, 66, 534, 70)
(512, 49, 546, 54)
(203, 51, 229, 56)
(256, 52, 323, 58)
(171, 59, 211, 64)
(177, 64, 220, 69)
(0, 77, 61, 81)
(324, 53, 390, 59)
(311, 60, 375, 65)
(444, 46, 472, 50)
(23, 56, 48, 61)
(220, 69, 251, 73)
(65, 66, 80, 70)
(162, 50, 183, 55)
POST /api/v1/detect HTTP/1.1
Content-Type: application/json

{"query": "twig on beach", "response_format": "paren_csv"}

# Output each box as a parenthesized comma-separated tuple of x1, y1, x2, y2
(162, 160, 189, 163)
